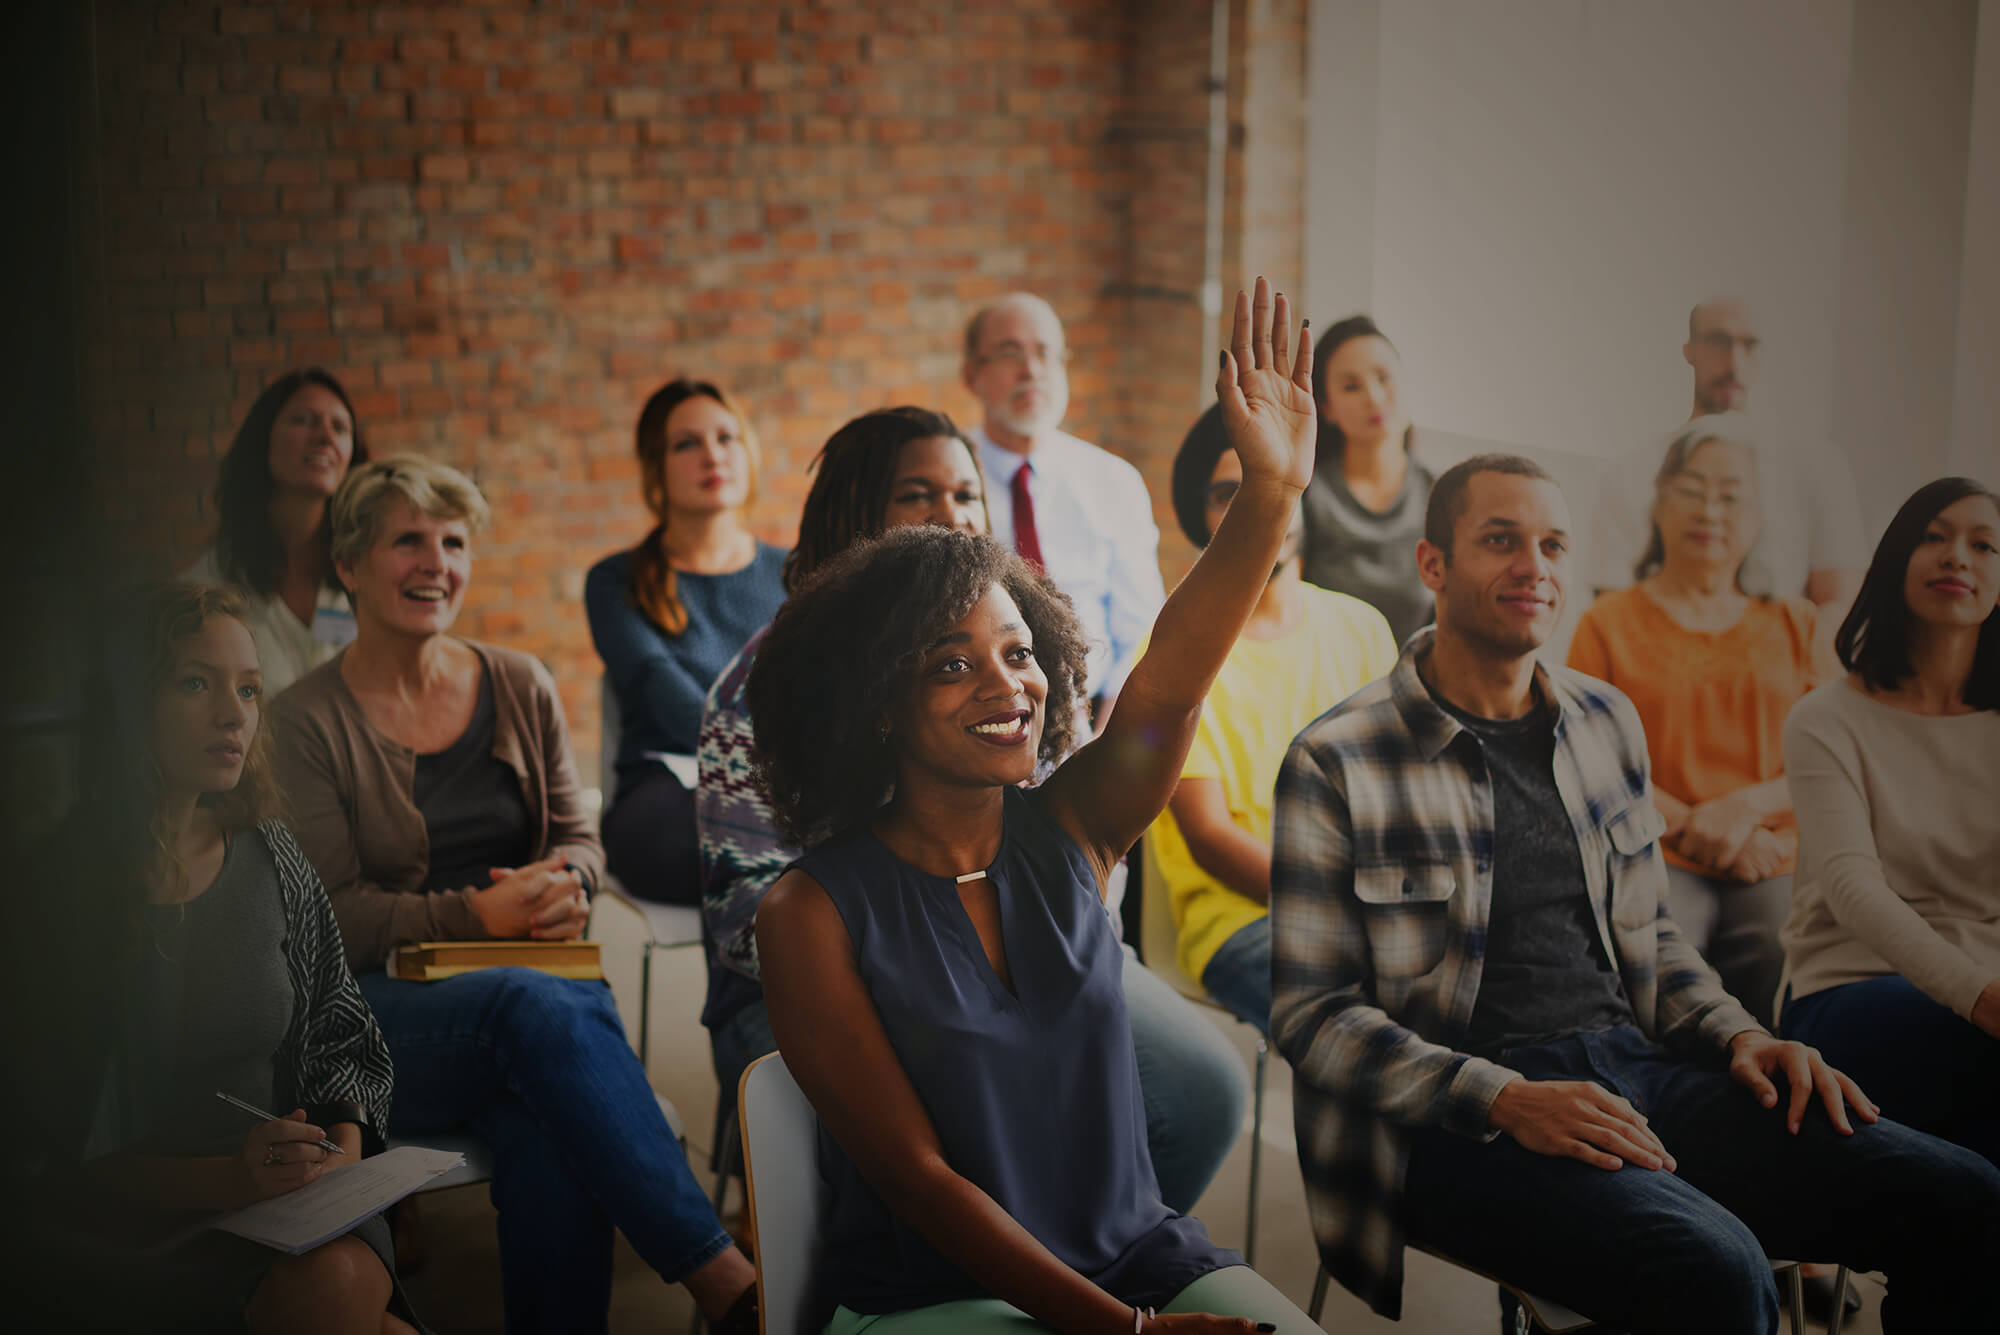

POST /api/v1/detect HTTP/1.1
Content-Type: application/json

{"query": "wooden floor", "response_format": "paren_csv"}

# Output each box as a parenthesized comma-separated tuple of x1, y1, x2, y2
(399, 904, 1887, 1333)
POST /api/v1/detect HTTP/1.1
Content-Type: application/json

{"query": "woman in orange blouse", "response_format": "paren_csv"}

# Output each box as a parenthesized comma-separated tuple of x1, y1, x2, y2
(1569, 416, 1823, 1024)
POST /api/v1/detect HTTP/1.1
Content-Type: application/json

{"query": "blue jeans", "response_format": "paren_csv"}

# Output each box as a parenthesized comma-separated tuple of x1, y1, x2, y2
(1783, 975, 2000, 1166)
(1401, 1024, 2000, 1334)
(358, 968, 734, 1335)
(705, 946, 1246, 1215)
(1199, 916, 1271, 1036)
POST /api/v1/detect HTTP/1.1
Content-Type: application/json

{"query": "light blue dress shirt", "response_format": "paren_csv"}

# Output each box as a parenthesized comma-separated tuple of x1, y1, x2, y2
(974, 425, 1165, 698)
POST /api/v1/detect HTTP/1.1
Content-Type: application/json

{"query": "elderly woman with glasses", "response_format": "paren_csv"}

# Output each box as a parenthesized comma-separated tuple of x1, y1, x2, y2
(1568, 415, 1826, 1024)
(272, 454, 758, 1334)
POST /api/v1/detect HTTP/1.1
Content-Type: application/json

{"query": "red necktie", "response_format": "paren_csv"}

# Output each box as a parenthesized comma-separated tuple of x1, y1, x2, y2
(1011, 462, 1045, 573)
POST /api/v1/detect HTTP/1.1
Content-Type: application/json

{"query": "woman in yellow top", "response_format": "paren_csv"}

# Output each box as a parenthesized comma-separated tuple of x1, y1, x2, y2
(1568, 415, 1823, 1024)
(1145, 403, 1398, 1032)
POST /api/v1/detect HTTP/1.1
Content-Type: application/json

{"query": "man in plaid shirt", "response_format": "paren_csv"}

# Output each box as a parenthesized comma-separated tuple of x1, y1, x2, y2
(1270, 454, 2000, 1330)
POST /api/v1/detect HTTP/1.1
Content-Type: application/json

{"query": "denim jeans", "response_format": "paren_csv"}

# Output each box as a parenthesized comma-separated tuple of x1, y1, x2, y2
(1783, 974, 2000, 1166)
(1401, 1024, 2000, 1334)
(358, 968, 734, 1335)
(704, 945, 1247, 1215)
(1199, 916, 1271, 1036)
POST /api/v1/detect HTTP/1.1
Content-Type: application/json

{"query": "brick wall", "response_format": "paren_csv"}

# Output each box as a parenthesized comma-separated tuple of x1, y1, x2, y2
(85, 0, 1300, 780)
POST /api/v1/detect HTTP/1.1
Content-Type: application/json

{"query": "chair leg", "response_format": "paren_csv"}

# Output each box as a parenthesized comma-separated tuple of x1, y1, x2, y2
(1308, 1263, 1329, 1323)
(710, 1105, 740, 1221)
(1244, 1036, 1266, 1267)
(1784, 1264, 1805, 1335)
(1823, 1265, 1851, 1335)
(638, 941, 656, 1070)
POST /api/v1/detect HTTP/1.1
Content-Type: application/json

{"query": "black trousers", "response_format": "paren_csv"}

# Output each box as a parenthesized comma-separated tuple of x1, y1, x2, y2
(601, 764, 701, 906)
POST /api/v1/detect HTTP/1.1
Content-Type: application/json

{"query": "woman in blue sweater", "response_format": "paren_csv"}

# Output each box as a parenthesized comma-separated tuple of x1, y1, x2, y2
(587, 379, 788, 904)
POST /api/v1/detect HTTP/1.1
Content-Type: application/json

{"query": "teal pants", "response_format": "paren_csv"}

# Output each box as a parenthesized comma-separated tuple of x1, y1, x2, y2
(824, 1265, 1323, 1333)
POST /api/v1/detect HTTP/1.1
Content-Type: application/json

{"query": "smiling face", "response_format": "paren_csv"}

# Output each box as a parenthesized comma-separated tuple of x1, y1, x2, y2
(1654, 437, 1761, 581)
(658, 394, 752, 517)
(152, 613, 262, 802)
(1318, 334, 1406, 450)
(893, 582, 1050, 791)
(337, 496, 471, 642)
(267, 382, 356, 498)
(880, 435, 987, 536)
(963, 299, 1070, 442)
(1419, 471, 1571, 661)
(1903, 493, 2000, 632)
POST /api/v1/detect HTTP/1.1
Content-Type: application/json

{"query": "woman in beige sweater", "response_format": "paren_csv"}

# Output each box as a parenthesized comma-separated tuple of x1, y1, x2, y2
(1778, 476, 2000, 1165)
(273, 455, 757, 1333)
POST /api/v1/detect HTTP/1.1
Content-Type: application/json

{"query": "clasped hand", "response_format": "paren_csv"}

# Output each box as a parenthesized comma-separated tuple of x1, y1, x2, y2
(469, 855, 588, 939)
(1488, 1034, 1879, 1171)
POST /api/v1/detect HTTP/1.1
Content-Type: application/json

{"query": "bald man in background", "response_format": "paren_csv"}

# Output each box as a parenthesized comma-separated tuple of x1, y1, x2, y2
(1587, 298, 1864, 611)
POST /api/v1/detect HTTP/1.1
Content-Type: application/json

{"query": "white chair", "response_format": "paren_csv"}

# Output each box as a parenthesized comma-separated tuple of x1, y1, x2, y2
(1306, 1251, 1841, 1335)
(597, 675, 707, 1070)
(738, 1052, 834, 1335)
(1137, 838, 1268, 1265)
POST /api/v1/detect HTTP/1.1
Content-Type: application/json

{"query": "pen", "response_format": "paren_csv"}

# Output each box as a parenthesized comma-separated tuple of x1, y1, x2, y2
(215, 1091, 348, 1155)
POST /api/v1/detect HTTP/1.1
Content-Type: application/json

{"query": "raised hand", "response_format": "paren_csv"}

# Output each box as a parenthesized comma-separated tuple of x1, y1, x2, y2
(1215, 276, 1316, 496)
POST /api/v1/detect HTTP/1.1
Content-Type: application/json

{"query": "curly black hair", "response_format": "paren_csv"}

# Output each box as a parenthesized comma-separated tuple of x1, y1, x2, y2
(746, 526, 1089, 849)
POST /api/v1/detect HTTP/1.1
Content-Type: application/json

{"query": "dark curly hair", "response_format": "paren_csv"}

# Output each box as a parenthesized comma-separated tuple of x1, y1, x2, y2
(784, 406, 976, 593)
(213, 368, 368, 596)
(746, 526, 1088, 848)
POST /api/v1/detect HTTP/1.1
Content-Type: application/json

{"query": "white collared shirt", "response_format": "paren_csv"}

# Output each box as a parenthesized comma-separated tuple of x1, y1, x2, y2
(974, 425, 1165, 699)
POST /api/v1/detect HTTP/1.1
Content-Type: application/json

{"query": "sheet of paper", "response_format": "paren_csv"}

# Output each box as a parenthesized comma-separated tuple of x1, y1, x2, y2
(211, 1145, 464, 1254)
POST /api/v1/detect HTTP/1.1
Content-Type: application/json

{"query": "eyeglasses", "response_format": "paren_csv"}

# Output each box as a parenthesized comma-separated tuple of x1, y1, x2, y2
(977, 341, 1073, 370)
(1205, 480, 1240, 508)
(1664, 481, 1745, 512)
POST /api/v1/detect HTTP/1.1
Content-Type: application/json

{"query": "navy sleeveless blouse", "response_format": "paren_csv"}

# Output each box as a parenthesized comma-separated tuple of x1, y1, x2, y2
(795, 786, 1238, 1313)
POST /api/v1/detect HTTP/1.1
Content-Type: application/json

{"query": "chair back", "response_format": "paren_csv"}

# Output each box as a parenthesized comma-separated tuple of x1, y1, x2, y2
(739, 1052, 832, 1335)
(1138, 837, 1205, 1001)
(600, 674, 622, 802)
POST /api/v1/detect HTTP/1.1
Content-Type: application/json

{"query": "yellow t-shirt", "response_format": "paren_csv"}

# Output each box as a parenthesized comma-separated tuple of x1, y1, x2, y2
(1145, 585, 1399, 984)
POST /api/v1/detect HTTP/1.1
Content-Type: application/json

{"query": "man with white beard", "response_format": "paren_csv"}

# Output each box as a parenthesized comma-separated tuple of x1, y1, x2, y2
(961, 293, 1165, 711)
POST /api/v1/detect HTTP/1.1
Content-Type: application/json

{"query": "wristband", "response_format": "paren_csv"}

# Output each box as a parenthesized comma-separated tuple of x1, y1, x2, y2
(1133, 1305, 1155, 1332)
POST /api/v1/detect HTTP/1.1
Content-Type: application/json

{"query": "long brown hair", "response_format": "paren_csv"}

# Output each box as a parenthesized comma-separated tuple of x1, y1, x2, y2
(91, 583, 285, 904)
(214, 368, 369, 595)
(629, 378, 762, 635)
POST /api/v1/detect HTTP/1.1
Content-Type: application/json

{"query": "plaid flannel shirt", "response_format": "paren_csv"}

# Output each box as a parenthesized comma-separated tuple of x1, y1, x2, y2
(1269, 627, 1765, 1318)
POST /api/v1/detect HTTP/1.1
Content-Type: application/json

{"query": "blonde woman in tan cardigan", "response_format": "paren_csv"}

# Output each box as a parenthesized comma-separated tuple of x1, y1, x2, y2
(273, 454, 757, 1334)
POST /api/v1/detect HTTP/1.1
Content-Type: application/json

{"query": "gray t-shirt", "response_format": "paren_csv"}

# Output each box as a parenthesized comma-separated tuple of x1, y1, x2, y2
(1443, 692, 1636, 1058)
(1299, 453, 1435, 645)
(134, 833, 295, 1156)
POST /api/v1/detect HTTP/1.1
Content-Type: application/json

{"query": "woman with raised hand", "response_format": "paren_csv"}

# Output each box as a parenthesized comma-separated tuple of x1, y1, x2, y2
(1778, 476, 2000, 1165)
(272, 455, 758, 1334)
(1568, 416, 1823, 1023)
(697, 408, 1246, 1215)
(587, 379, 787, 905)
(20, 583, 419, 1334)
(747, 280, 1324, 1333)
(184, 369, 368, 696)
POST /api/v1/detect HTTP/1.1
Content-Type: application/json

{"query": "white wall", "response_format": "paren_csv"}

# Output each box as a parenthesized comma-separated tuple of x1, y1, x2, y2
(1310, 0, 1855, 464)
(1952, 0, 2000, 483)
